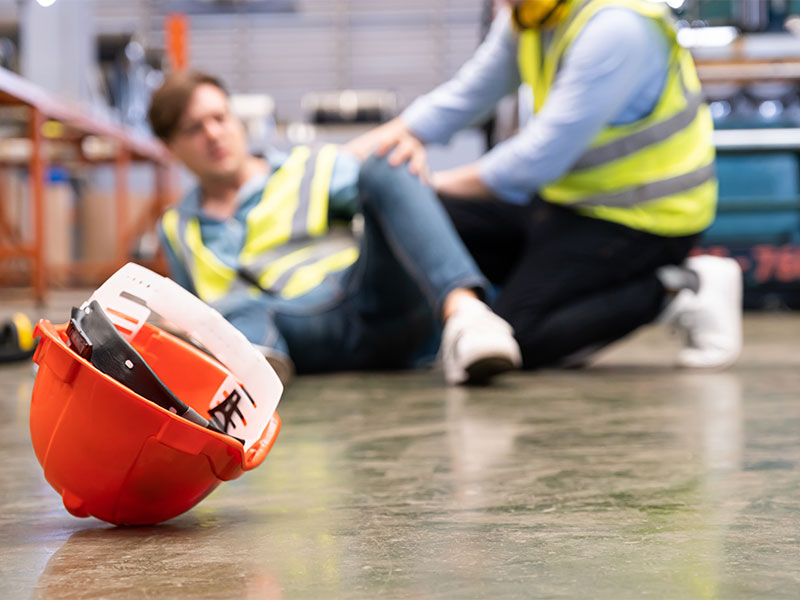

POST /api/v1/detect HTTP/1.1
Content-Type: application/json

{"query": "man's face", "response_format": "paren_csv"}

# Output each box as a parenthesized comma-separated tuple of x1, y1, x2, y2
(168, 83, 249, 180)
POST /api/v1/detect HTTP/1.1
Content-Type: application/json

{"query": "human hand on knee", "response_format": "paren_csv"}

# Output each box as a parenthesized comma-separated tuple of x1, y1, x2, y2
(345, 117, 430, 182)
(379, 132, 430, 182)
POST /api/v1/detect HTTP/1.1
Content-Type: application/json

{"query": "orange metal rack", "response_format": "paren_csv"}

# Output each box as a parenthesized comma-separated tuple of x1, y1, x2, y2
(0, 66, 176, 303)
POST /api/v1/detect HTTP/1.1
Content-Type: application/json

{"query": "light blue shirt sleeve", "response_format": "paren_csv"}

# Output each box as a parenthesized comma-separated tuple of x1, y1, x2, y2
(402, 6, 521, 144)
(479, 8, 671, 204)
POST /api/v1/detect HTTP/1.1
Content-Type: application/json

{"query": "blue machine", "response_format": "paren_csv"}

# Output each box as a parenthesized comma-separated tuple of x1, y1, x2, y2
(700, 123, 800, 309)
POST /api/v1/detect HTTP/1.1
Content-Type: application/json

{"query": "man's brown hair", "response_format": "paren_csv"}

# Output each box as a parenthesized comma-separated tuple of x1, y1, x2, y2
(147, 70, 228, 142)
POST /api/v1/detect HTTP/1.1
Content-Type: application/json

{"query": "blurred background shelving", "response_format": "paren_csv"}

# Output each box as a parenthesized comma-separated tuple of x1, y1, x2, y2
(4, 0, 800, 308)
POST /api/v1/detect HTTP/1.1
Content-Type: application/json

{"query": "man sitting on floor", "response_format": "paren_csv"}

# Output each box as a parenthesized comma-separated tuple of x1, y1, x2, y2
(148, 70, 521, 386)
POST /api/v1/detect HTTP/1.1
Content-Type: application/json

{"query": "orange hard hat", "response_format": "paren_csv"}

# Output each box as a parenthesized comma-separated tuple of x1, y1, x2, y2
(29, 263, 283, 526)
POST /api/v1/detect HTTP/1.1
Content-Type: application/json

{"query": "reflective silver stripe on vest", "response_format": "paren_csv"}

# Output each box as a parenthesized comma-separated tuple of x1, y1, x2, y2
(568, 162, 715, 208)
(572, 91, 703, 171)
(176, 211, 197, 271)
(265, 237, 354, 295)
(289, 151, 319, 240)
(239, 230, 357, 295)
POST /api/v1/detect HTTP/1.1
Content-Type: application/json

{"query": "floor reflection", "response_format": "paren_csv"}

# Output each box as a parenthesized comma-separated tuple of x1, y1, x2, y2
(33, 520, 283, 600)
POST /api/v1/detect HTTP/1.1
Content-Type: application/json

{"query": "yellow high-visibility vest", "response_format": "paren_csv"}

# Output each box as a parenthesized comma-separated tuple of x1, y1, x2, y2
(517, 0, 717, 236)
(161, 144, 358, 303)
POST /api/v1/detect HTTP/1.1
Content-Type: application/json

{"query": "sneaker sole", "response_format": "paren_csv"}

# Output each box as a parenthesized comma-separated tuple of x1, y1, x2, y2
(464, 356, 516, 385)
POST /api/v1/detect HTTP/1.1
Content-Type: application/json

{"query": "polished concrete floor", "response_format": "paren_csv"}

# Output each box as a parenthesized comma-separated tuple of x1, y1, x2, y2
(1, 293, 799, 599)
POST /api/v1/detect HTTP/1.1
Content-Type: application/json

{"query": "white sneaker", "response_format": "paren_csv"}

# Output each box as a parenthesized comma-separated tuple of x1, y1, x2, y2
(440, 298, 522, 385)
(663, 255, 743, 369)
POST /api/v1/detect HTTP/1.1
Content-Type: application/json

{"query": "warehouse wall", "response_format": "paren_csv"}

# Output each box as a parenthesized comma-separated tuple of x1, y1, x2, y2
(90, 0, 484, 121)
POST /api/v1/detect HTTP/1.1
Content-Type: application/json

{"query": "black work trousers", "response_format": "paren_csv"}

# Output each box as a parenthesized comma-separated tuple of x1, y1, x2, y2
(442, 196, 698, 369)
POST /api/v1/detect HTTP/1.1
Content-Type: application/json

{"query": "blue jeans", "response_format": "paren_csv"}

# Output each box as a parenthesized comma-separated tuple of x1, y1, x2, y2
(214, 155, 487, 373)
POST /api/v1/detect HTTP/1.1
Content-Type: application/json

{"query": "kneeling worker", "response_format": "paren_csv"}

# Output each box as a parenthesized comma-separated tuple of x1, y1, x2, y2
(351, 0, 743, 369)
(147, 71, 521, 385)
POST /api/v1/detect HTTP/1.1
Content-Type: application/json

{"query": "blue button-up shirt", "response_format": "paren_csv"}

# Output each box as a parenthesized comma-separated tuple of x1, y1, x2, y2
(402, 6, 671, 204)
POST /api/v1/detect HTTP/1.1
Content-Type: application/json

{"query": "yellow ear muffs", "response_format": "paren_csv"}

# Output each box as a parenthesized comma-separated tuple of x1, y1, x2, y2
(512, 0, 570, 30)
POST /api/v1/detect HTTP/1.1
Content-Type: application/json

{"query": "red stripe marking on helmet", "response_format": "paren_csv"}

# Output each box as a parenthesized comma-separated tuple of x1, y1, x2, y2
(106, 307, 140, 324)
(114, 324, 134, 336)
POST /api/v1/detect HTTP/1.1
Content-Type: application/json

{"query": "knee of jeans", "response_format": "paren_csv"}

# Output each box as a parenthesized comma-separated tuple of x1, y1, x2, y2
(358, 153, 414, 206)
